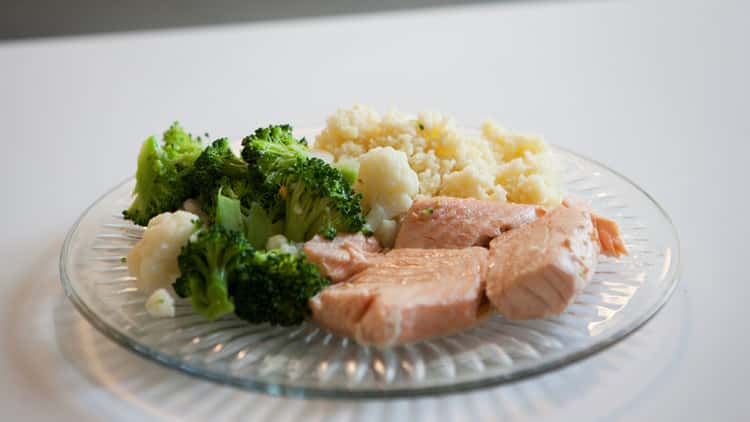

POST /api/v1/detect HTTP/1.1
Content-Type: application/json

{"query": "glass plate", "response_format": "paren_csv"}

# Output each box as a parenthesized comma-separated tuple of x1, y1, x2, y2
(60, 144, 680, 399)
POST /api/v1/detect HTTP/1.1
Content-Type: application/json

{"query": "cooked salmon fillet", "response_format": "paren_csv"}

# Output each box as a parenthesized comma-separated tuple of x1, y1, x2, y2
(486, 206, 599, 320)
(394, 197, 544, 249)
(303, 233, 382, 283)
(309, 248, 489, 347)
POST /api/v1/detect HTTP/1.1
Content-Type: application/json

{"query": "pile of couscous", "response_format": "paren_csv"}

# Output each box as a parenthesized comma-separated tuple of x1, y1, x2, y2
(314, 105, 562, 206)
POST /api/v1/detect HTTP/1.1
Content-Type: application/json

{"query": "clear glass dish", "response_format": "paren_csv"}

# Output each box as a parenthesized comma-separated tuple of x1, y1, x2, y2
(60, 144, 680, 399)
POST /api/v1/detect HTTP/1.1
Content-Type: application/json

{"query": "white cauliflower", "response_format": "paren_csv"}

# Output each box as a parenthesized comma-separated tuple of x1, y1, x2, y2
(356, 147, 419, 219)
(145, 288, 176, 318)
(365, 204, 398, 248)
(265, 234, 300, 256)
(374, 218, 398, 248)
(127, 210, 200, 294)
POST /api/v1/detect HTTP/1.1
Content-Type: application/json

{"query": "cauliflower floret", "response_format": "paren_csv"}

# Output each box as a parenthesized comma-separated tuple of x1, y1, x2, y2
(374, 219, 398, 248)
(266, 234, 289, 250)
(127, 210, 200, 294)
(356, 147, 419, 219)
(365, 204, 388, 230)
(145, 288, 176, 318)
(266, 234, 300, 256)
(364, 204, 398, 247)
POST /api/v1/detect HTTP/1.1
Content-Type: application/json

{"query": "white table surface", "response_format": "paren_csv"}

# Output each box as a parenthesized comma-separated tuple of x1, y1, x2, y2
(2, 0, 748, 420)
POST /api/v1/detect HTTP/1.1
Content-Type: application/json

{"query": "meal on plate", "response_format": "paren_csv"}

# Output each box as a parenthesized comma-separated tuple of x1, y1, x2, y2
(123, 105, 627, 347)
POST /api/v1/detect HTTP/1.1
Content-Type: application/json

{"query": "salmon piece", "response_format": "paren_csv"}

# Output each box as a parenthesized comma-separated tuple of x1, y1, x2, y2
(592, 214, 628, 257)
(486, 206, 598, 320)
(562, 197, 627, 257)
(303, 233, 382, 283)
(395, 197, 543, 249)
(364, 248, 489, 289)
(309, 248, 489, 347)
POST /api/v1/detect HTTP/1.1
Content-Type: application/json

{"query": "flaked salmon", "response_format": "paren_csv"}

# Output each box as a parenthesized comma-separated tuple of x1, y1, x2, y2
(562, 197, 628, 257)
(309, 247, 489, 347)
(592, 214, 628, 257)
(303, 233, 382, 283)
(394, 197, 543, 249)
(486, 206, 599, 320)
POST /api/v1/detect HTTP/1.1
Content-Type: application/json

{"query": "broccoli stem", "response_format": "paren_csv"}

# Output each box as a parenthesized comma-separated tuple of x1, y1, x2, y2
(244, 202, 283, 249)
(189, 269, 234, 320)
(283, 184, 328, 242)
(182, 231, 241, 320)
(215, 192, 244, 233)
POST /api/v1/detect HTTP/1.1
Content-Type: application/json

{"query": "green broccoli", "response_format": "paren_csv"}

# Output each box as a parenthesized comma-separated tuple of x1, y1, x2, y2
(280, 157, 366, 242)
(213, 190, 282, 248)
(175, 224, 327, 325)
(123, 122, 203, 225)
(185, 138, 248, 216)
(214, 190, 245, 234)
(241, 125, 366, 242)
(188, 138, 247, 185)
(241, 124, 309, 182)
(189, 137, 284, 222)
(333, 159, 359, 186)
(244, 202, 284, 249)
(230, 249, 329, 326)
(162, 122, 205, 164)
(174, 225, 251, 320)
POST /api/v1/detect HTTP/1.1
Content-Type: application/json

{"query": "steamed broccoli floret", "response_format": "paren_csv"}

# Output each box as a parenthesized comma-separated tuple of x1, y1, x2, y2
(185, 138, 249, 217)
(241, 124, 309, 181)
(162, 122, 205, 164)
(123, 122, 203, 225)
(240, 125, 312, 222)
(230, 249, 329, 326)
(188, 138, 248, 185)
(174, 225, 251, 320)
(281, 157, 366, 242)
(175, 224, 327, 326)
(189, 137, 284, 221)
(213, 190, 282, 248)
(241, 125, 366, 242)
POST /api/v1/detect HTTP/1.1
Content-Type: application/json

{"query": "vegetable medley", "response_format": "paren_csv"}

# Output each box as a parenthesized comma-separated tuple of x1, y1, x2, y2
(124, 123, 367, 325)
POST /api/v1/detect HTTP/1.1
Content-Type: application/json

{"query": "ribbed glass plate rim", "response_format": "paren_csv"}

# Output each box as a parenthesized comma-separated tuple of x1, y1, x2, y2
(59, 145, 680, 399)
